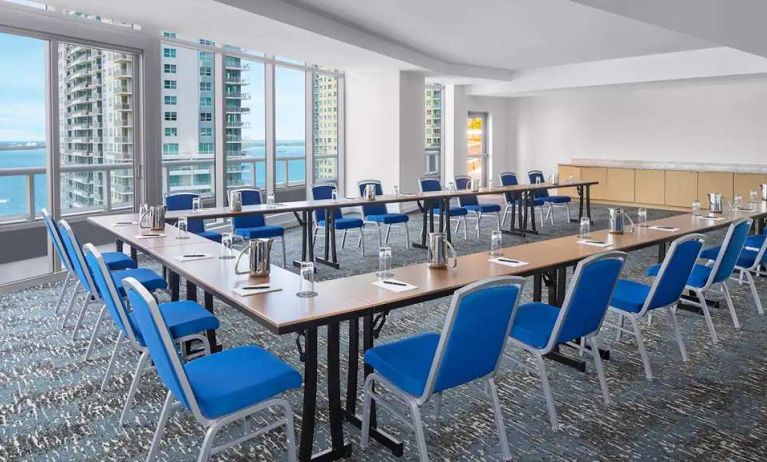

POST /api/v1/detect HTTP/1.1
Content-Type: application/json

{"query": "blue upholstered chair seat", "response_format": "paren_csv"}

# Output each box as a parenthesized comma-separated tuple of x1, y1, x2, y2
(610, 279, 652, 313)
(509, 302, 559, 349)
(318, 217, 364, 230)
(646, 263, 711, 289)
(365, 213, 409, 224)
(113, 268, 168, 294)
(131, 300, 219, 345)
(431, 206, 468, 217)
(541, 195, 571, 204)
(364, 332, 439, 396)
(103, 251, 138, 271)
(234, 225, 284, 239)
(195, 230, 222, 243)
(464, 204, 502, 213)
(184, 345, 302, 419)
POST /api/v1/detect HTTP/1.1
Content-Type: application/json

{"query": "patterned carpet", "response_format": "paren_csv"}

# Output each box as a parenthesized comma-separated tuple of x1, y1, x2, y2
(2, 204, 767, 461)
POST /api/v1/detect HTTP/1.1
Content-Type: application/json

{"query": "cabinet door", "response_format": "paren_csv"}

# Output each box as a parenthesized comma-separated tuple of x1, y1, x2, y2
(697, 172, 733, 208)
(580, 167, 607, 200)
(665, 171, 698, 208)
(606, 168, 635, 203)
(557, 165, 581, 197)
(635, 169, 665, 205)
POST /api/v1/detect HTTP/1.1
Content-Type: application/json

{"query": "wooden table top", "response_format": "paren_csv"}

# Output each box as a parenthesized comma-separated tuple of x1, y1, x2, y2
(163, 180, 598, 221)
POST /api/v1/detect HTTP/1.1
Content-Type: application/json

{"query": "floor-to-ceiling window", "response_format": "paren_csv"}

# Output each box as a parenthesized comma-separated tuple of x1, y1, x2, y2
(274, 65, 306, 201)
(467, 111, 488, 186)
(425, 84, 443, 178)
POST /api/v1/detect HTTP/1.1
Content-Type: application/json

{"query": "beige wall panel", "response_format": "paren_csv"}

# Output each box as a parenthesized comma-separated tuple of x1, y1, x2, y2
(665, 170, 698, 208)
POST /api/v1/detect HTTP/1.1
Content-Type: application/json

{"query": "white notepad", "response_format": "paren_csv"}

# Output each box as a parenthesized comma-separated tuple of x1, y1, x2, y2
(175, 253, 214, 262)
(233, 286, 282, 297)
(488, 257, 529, 268)
(372, 279, 417, 293)
(577, 239, 613, 248)
(649, 226, 680, 232)
(134, 233, 166, 239)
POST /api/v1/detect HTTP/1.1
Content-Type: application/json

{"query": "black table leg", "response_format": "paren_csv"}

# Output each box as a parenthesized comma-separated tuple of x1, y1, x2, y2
(444, 198, 452, 242)
(203, 291, 220, 353)
(186, 280, 197, 302)
(130, 246, 138, 261)
(299, 327, 318, 462)
(316, 208, 340, 269)
(529, 192, 538, 234)
(345, 317, 359, 416)
(169, 270, 179, 301)
(586, 185, 593, 224)
(414, 201, 429, 249)
(577, 186, 584, 221)
(533, 274, 542, 302)
(116, 239, 124, 252)
(321, 322, 352, 460)
(556, 267, 567, 307)
(658, 241, 668, 263)
(294, 210, 316, 268)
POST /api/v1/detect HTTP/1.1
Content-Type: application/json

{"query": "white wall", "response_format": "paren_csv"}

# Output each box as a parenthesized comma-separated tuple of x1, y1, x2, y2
(508, 77, 767, 175)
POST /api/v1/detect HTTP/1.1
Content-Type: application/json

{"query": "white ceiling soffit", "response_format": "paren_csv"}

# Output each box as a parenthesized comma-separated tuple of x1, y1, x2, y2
(467, 47, 767, 97)
(570, 0, 767, 60)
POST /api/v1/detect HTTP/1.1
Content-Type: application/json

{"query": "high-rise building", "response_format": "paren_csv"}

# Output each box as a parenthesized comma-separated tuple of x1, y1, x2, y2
(312, 73, 338, 181)
(425, 86, 442, 149)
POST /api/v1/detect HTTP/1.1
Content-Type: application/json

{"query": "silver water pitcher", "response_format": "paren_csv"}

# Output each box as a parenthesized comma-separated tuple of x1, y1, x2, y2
(707, 192, 730, 214)
(139, 205, 166, 231)
(229, 190, 243, 212)
(761, 184, 767, 201)
(365, 184, 376, 200)
(235, 238, 273, 277)
(427, 232, 458, 269)
(608, 207, 634, 234)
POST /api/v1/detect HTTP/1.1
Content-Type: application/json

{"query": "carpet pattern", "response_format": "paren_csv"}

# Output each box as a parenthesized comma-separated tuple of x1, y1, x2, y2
(2, 204, 767, 461)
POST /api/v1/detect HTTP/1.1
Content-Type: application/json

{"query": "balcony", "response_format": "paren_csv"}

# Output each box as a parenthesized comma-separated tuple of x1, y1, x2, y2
(225, 92, 250, 100)
(113, 67, 132, 79)
(225, 121, 250, 128)
(113, 85, 132, 95)
(225, 76, 248, 84)
(224, 61, 251, 71)
(115, 103, 132, 111)
(225, 106, 250, 114)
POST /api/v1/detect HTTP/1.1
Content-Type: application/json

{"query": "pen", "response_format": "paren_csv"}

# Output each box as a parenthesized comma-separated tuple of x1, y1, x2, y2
(585, 240, 606, 245)
(382, 280, 407, 286)
(142, 233, 162, 237)
(183, 254, 206, 258)
(497, 258, 520, 264)
(241, 285, 270, 290)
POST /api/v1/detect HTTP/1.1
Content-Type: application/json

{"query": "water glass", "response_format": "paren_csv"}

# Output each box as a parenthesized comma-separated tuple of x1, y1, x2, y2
(535, 176, 542, 184)
(447, 181, 455, 191)
(191, 197, 201, 213)
(637, 208, 648, 227)
(490, 230, 503, 257)
(750, 189, 758, 204)
(691, 199, 701, 216)
(377, 246, 393, 279)
(176, 217, 189, 239)
(331, 189, 338, 202)
(487, 179, 494, 190)
(578, 217, 591, 238)
(297, 262, 317, 298)
(734, 193, 743, 210)
(393, 185, 399, 197)
(266, 194, 276, 208)
(220, 232, 235, 259)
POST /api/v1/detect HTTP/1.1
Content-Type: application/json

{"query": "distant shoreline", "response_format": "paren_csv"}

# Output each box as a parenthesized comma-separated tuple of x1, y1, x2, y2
(0, 145, 45, 152)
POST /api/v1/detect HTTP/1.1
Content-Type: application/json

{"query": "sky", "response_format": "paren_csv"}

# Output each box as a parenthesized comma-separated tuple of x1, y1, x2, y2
(0, 32, 46, 142)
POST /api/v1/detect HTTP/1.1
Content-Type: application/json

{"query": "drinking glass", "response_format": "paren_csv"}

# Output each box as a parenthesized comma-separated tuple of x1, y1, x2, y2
(734, 193, 743, 210)
(176, 217, 189, 239)
(220, 232, 235, 259)
(331, 189, 338, 202)
(490, 230, 503, 257)
(267, 194, 276, 208)
(191, 197, 201, 214)
(377, 246, 393, 279)
(568, 174, 575, 183)
(691, 199, 701, 216)
(297, 262, 317, 298)
(535, 176, 542, 184)
(487, 179, 494, 190)
(637, 208, 648, 227)
(447, 181, 455, 191)
(750, 189, 758, 205)
(393, 185, 399, 197)
(579, 217, 591, 238)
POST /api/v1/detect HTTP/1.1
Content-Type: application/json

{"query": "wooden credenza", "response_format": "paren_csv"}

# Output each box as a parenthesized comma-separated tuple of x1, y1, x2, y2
(558, 163, 767, 210)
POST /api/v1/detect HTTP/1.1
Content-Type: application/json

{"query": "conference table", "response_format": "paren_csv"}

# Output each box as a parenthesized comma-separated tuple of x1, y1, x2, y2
(89, 201, 767, 461)
(163, 179, 598, 270)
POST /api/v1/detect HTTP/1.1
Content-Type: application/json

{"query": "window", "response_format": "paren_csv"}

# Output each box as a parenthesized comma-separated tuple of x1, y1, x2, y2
(199, 143, 214, 154)
(164, 127, 177, 137)
(164, 64, 176, 74)
(313, 72, 338, 182)
(163, 79, 176, 89)
(200, 127, 212, 137)
(164, 111, 177, 121)
(275, 66, 306, 199)
(466, 112, 488, 186)
(200, 81, 212, 92)
(164, 95, 177, 105)
(163, 31, 177, 39)
(163, 48, 176, 58)
(200, 112, 212, 122)
(200, 96, 212, 107)
(424, 85, 442, 176)
(162, 143, 179, 154)
(199, 66, 211, 77)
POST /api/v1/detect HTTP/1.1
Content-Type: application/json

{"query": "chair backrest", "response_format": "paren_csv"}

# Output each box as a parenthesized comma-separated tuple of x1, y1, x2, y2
(165, 192, 205, 233)
(419, 177, 442, 210)
(357, 180, 387, 216)
(454, 175, 479, 207)
(420, 276, 526, 402)
(749, 233, 767, 269)
(231, 188, 266, 229)
(527, 170, 550, 198)
(83, 243, 140, 344)
(498, 172, 519, 205)
(312, 183, 343, 223)
(548, 251, 626, 348)
(124, 277, 204, 419)
(58, 219, 96, 293)
(643, 234, 706, 312)
(41, 208, 72, 271)
(707, 218, 752, 285)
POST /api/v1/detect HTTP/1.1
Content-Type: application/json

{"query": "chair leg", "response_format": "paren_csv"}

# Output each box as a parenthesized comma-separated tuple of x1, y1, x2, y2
(476, 212, 482, 239)
(589, 336, 611, 405)
(101, 331, 124, 391)
(384, 224, 391, 244)
(281, 399, 298, 462)
(533, 352, 558, 430)
(120, 350, 149, 425)
(197, 424, 220, 462)
(721, 281, 741, 329)
(696, 289, 719, 344)
(549, 205, 555, 225)
(500, 206, 509, 228)
(462, 216, 468, 240)
(62, 282, 81, 328)
(408, 400, 429, 462)
(433, 392, 442, 421)
(146, 391, 174, 462)
(627, 315, 653, 380)
(495, 212, 501, 232)
(744, 269, 764, 315)
(565, 204, 571, 222)
(84, 305, 107, 360)
(312, 227, 319, 246)
(281, 236, 287, 268)
(667, 305, 688, 361)
(615, 314, 625, 342)
(55, 272, 72, 314)
(488, 377, 512, 461)
(71, 295, 93, 341)
(360, 376, 373, 450)
(404, 222, 411, 248)
(376, 224, 383, 247)
(360, 227, 366, 256)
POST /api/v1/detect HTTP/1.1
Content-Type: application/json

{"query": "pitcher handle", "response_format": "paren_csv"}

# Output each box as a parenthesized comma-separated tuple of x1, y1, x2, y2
(138, 209, 149, 229)
(445, 239, 458, 268)
(234, 245, 251, 275)
(624, 211, 635, 233)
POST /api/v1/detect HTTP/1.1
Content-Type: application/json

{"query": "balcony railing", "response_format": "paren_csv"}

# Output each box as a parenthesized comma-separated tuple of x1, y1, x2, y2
(225, 92, 250, 100)
(225, 106, 250, 114)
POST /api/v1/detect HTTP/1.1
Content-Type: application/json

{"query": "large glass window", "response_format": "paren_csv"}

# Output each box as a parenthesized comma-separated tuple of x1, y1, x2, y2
(425, 85, 442, 177)
(160, 44, 216, 201)
(466, 111, 488, 186)
(275, 66, 305, 200)
(312, 72, 338, 183)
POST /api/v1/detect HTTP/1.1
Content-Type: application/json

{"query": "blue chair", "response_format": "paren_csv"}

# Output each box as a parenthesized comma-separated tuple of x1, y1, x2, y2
(165, 193, 222, 243)
(507, 251, 626, 430)
(454, 175, 501, 238)
(230, 188, 287, 267)
(361, 276, 526, 461)
(528, 170, 572, 225)
(418, 177, 468, 239)
(499, 172, 546, 228)
(42, 209, 136, 315)
(607, 234, 706, 379)
(698, 232, 767, 316)
(84, 243, 219, 424)
(357, 179, 410, 248)
(312, 183, 368, 256)
(645, 218, 752, 343)
(123, 277, 301, 462)
(58, 219, 167, 344)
